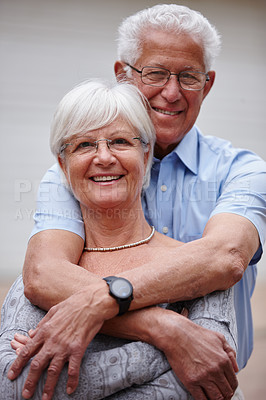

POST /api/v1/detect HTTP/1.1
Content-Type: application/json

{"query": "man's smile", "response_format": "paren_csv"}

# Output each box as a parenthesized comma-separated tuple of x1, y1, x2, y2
(152, 107, 182, 116)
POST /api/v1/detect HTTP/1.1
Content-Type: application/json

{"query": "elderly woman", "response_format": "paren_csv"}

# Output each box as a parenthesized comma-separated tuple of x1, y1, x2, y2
(0, 80, 239, 399)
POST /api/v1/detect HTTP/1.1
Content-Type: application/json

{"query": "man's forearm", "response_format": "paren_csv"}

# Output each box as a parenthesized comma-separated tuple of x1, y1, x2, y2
(122, 213, 259, 307)
(23, 230, 97, 310)
(23, 236, 216, 310)
(23, 213, 260, 311)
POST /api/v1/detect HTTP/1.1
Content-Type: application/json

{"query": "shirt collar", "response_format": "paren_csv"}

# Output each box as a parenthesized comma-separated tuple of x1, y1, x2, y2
(172, 126, 199, 174)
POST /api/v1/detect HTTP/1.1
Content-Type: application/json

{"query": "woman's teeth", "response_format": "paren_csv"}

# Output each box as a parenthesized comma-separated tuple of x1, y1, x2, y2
(92, 175, 121, 182)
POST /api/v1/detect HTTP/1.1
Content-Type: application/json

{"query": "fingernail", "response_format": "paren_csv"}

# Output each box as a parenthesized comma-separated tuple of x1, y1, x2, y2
(7, 370, 15, 380)
(22, 389, 31, 399)
(67, 386, 73, 394)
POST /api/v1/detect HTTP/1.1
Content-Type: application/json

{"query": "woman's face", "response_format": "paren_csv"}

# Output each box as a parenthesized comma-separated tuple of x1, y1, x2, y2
(59, 117, 150, 212)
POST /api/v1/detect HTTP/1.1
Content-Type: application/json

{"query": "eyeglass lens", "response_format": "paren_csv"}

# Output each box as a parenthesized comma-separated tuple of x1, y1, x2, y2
(63, 136, 142, 155)
(141, 67, 208, 90)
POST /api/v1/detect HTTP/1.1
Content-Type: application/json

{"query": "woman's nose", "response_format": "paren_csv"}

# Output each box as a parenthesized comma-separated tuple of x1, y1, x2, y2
(93, 141, 116, 165)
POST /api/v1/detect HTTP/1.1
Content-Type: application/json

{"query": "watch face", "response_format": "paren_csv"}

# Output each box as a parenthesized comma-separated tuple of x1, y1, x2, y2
(111, 278, 132, 299)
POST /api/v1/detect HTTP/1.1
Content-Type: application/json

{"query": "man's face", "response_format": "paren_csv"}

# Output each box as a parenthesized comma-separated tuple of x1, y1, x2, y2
(115, 30, 215, 158)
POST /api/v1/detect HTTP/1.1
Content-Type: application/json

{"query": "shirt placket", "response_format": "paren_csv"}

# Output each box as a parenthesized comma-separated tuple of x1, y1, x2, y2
(155, 157, 176, 236)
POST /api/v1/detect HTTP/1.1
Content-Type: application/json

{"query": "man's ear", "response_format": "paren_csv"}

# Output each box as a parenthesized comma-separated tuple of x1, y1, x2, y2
(114, 61, 127, 82)
(203, 70, 215, 100)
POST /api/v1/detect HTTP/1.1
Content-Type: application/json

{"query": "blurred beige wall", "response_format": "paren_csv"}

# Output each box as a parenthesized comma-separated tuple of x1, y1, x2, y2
(0, 0, 265, 281)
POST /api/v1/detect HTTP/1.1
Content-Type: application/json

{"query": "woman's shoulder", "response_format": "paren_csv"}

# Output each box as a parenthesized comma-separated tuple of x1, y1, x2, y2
(152, 231, 183, 248)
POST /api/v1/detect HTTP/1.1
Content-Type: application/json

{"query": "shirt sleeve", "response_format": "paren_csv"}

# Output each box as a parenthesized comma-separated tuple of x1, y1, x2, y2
(30, 163, 85, 240)
(210, 148, 266, 262)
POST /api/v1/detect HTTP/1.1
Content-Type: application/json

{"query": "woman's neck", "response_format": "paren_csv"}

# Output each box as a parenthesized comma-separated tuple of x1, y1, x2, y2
(81, 203, 151, 249)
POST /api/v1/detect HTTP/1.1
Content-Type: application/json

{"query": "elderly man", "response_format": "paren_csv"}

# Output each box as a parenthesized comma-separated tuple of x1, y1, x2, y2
(7, 4, 265, 400)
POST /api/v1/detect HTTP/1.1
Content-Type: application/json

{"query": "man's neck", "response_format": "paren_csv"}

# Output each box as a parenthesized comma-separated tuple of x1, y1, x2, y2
(154, 141, 180, 159)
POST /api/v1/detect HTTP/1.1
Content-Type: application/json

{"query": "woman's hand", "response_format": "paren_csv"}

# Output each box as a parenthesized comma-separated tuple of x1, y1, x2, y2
(7, 281, 117, 400)
(11, 332, 32, 355)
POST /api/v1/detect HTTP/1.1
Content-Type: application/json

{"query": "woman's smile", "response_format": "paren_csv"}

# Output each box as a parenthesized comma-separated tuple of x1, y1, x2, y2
(60, 117, 149, 210)
(90, 174, 124, 183)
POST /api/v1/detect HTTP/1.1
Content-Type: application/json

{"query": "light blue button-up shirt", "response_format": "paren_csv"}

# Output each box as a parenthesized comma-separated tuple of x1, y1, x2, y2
(31, 126, 266, 370)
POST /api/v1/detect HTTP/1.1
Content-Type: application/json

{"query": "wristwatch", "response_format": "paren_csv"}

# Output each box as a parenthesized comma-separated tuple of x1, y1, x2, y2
(103, 276, 133, 316)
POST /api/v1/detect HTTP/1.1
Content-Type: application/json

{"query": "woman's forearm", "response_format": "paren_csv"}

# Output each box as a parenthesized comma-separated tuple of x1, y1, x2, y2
(2, 277, 238, 399)
(0, 277, 171, 399)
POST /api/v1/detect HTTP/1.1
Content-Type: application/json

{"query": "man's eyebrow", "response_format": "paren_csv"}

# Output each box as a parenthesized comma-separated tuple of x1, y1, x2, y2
(182, 65, 199, 70)
(143, 64, 200, 71)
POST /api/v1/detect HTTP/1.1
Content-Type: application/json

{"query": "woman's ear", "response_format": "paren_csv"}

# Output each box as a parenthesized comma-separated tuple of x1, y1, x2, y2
(57, 155, 68, 181)
(57, 155, 72, 189)
(114, 61, 127, 82)
(143, 145, 151, 170)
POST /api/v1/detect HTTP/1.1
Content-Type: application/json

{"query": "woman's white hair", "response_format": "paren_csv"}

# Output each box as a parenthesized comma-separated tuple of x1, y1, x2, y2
(50, 79, 155, 189)
(117, 4, 221, 72)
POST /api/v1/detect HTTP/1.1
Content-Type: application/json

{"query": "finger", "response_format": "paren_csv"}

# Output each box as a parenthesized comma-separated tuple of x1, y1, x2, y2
(224, 363, 238, 394)
(66, 354, 83, 394)
(206, 357, 237, 400)
(187, 385, 208, 400)
(8, 333, 43, 379)
(11, 339, 23, 351)
(41, 358, 66, 400)
(222, 340, 239, 373)
(14, 333, 30, 343)
(226, 349, 239, 373)
(28, 329, 36, 338)
(181, 307, 189, 318)
(21, 353, 50, 399)
(7, 340, 40, 380)
(11, 334, 29, 352)
(204, 379, 234, 400)
(223, 340, 236, 361)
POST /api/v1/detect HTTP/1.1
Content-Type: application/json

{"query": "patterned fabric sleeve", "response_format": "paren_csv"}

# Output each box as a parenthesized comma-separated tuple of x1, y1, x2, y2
(0, 275, 238, 399)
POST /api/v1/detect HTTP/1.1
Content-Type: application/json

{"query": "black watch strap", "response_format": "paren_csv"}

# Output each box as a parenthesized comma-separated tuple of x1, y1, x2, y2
(103, 276, 133, 316)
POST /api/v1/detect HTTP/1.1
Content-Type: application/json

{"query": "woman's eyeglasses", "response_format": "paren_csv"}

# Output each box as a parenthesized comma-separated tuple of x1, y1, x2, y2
(60, 136, 147, 156)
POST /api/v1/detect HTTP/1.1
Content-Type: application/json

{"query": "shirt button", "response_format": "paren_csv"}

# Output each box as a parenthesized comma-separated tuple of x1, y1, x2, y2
(161, 185, 167, 192)
(162, 226, 169, 234)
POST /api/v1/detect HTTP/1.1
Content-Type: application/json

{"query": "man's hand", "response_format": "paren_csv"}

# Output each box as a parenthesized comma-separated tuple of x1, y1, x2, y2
(100, 306, 238, 399)
(150, 308, 238, 400)
(7, 283, 117, 400)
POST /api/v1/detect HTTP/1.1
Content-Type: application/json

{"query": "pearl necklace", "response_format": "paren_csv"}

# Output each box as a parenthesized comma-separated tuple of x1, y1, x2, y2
(84, 226, 155, 252)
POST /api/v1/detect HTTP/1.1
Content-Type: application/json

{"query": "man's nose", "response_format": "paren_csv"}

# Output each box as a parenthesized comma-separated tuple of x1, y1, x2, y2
(161, 75, 182, 103)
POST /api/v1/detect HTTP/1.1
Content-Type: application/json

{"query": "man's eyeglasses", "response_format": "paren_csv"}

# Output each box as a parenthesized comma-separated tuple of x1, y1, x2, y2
(126, 63, 209, 91)
(60, 136, 146, 156)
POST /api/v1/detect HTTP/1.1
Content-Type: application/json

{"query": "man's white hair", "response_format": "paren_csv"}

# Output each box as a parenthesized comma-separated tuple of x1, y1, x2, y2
(117, 4, 221, 72)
